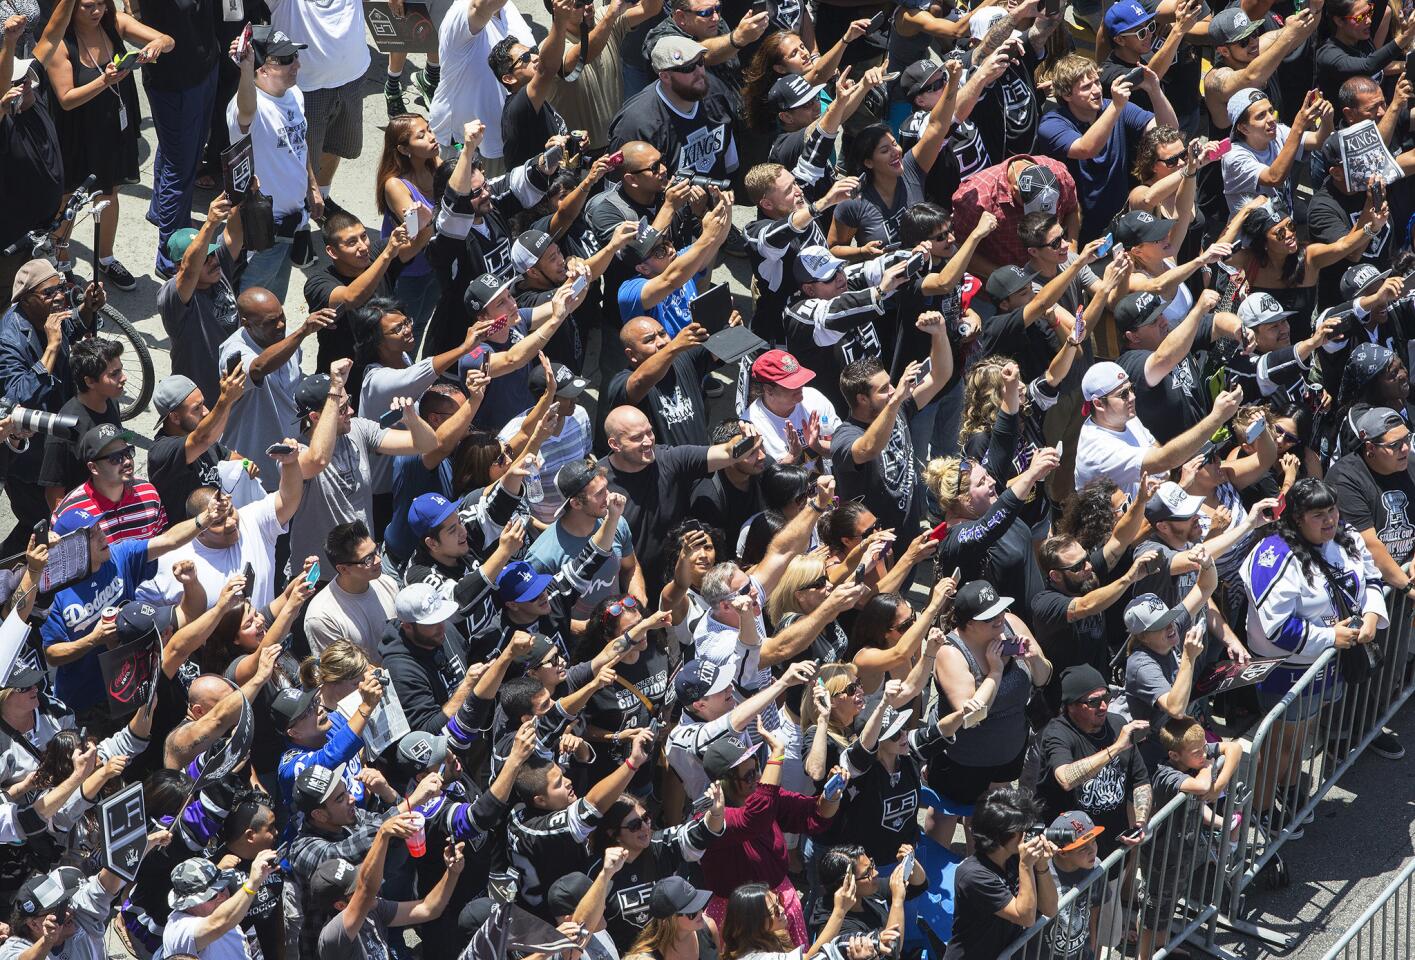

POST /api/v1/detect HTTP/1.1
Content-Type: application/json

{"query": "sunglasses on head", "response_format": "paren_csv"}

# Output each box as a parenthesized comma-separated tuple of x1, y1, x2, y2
(954, 458, 973, 497)
(602, 595, 640, 622)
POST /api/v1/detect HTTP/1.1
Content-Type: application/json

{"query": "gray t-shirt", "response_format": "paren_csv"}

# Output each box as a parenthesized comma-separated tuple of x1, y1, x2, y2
(1124, 645, 1179, 730)
(0, 875, 113, 960)
(316, 898, 399, 960)
(162, 908, 251, 960)
(218, 327, 303, 492)
(289, 417, 389, 579)
(1129, 539, 1197, 633)
(158, 243, 240, 407)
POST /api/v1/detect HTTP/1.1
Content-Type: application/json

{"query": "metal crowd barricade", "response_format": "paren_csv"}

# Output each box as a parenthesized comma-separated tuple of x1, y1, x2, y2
(996, 787, 1239, 960)
(1213, 588, 1415, 953)
(1319, 859, 1415, 960)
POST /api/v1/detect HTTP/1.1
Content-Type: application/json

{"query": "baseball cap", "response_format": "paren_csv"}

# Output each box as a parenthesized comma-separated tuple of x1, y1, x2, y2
(546, 873, 594, 918)
(899, 59, 944, 100)
(793, 245, 847, 285)
(10, 57, 34, 84)
(1145, 480, 1204, 523)
(1237, 291, 1296, 329)
(1049, 810, 1105, 852)
(153, 375, 200, 420)
(510, 230, 553, 274)
(15, 867, 81, 918)
(310, 858, 358, 906)
(554, 458, 600, 503)
(651, 35, 707, 71)
(115, 600, 173, 644)
(1123, 593, 1185, 635)
(1104, 0, 1153, 34)
(1015, 164, 1061, 215)
(751, 349, 816, 389)
(250, 25, 306, 65)
(168, 858, 239, 911)
(51, 507, 102, 537)
(395, 581, 461, 625)
(1226, 87, 1268, 130)
(1114, 291, 1167, 335)
(464, 272, 516, 314)
(408, 493, 459, 540)
(1355, 406, 1407, 441)
(494, 560, 553, 604)
(1081, 361, 1130, 403)
(1347, 342, 1398, 390)
(293, 373, 333, 418)
(271, 687, 320, 732)
(1209, 7, 1261, 44)
(952, 580, 1013, 621)
(527, 633, 558, 666)
(1342, 264, 1390, 301)
(674, 658, 733, 705)
(396, 730, 449, 772)
(167, 228, 218, 265)
(701, 737, 763, 781)
(768, 74, 822, 112)
(78, 423, 132, 464)
(1060, 664, 1108, 704)
(528, 361, 587, 400)
(10, 259, 59, 303)
(986, 264, 1038, 302)
(293, 763, 345, 813)
(649, 876, 713, 919)
(458, 899, 495, 934)
(879, 705, 914, 741)
(4, 663, 44, 689)
(1111, 210, 1175, 247)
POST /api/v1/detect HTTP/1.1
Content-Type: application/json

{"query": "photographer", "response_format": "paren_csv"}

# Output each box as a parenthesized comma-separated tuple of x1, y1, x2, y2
(36, 336, 123, 507)
(811, 842, 925, 952)
(617, 189, 732, 330)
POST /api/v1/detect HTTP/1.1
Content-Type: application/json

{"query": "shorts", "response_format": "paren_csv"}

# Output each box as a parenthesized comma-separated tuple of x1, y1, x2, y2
(1257, 672, 1343, 723)
(304, 77, 364, 162)
(927, 745, 1028, 806)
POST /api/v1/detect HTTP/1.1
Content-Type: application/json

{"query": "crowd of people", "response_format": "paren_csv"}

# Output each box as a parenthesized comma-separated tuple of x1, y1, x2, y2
(2, 0, 1415, 953)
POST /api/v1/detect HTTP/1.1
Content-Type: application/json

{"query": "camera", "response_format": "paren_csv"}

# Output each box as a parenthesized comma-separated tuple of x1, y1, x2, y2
(672, 174, 731, 190)
(565, 132, 587, 157)
(0, 397, 80, 440)
(1027, 823, 1079, 846)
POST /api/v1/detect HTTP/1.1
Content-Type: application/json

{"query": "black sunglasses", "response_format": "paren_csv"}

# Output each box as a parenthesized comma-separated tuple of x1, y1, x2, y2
(666, 60, 704, 74)
(266, 53, 298, 65)
(802, 575, 830, 590)
(1077, 694, 1110, 709)
(1055, 554, 1089, 573)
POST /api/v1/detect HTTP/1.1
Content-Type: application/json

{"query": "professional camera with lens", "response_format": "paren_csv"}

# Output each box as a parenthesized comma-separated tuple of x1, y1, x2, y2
(1025, 823, 1079, 847)
(672, 174, 732, 190)
(0, 397, 80, 440)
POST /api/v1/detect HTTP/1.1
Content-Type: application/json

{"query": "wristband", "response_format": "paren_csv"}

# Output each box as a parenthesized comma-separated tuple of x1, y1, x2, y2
(242, 883, 258, 896)
(770, 754, 786, 763)
(765, 759, 783, 767)
(625, 757, 640, 771)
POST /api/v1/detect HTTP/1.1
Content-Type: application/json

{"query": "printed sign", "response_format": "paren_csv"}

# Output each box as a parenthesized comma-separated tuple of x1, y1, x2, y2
(1194, 657, 1286, 699)
(98, 634, 159, 720)
(99, 781, 147, 882)
(37, 530, 89, 593)
(192, 695, 254, 793)
(222, 134, 255, 205)
(1337, 120, 1403, 191)
(363, 1, 437, 53)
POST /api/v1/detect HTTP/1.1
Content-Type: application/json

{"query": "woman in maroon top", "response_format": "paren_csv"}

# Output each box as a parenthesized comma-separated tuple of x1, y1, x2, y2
(698, 722, 843, 947)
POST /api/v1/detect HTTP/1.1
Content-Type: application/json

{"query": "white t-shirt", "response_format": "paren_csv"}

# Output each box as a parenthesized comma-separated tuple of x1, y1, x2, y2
(428, 3, 534, 156)
(267, 0, 370, 91)
(1222, 123, 1300, 215)
(226, 85, 309, 219)
(305, 574, 400, 658)
(163, 911, 252, 960)
(746, 388, 839, 463)
(218, 329, 304, 492)
(1074, 416, 1158, 498)
(139, 494, 288, 612)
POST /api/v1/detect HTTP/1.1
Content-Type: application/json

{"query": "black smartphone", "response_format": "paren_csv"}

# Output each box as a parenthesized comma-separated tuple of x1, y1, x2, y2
(31, 518, 47, 543)
(265, 443, 294, 456)
(1043, 0, 1059, 13)
(543, 144, 564, 168)
(241, 562, 254, 600)
(1130, 724, 1149, 743)
(1371, 177, 1387, 206)
(730, 435, 758, 458)
(1122, 65, 1145, 86)
(864, 10, 886, 33)
(751, 0, 768, 13)
(906, 251, 928, 277)
(1144, 555, 1163, 575)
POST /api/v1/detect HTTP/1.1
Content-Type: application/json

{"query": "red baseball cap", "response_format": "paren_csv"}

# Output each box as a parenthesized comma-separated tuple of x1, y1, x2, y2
(751, 349, 815, 389)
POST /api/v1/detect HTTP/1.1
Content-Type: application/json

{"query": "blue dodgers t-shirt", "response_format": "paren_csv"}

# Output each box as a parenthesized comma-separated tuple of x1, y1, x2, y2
(1036, 98, 1154, 241)
(617, 275, 697, 335)
(40, 540, 154, 712)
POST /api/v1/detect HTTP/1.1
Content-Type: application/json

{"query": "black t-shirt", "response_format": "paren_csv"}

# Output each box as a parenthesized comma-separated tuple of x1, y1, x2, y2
(0, 82, 64, 254)
(38, 396, 120, 492)
(605, 445, 711, 586)
(1116, 312, 1214, 444)
(972, 50, 1041, 164)
(302, 235, 394, 368)
(689, 472, 763, 546)
(1031, 547, 1114, 711)
(515, 282, 584, 372)
(1039, 713, 1150, 856)
(147, 434, 229, 526)
(830, 398, 924, 537)
(942, 855, 1025, 960)
(977, 307, 1063, 386)
(1329, 451, 1415, 565)
(501, 87, 568, 170)
(138, 0, 219, 91)
(604, 349, 711, 450)
(1309, 183, 1394, 311)
(607, 84, 738, 181)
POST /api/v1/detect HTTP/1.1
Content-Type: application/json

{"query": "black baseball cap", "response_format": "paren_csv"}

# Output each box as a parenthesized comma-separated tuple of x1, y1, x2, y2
(293, 373, 333, 418)
(250, 26, 305, 66)
(701, 736, 762, 780)
(546, 873, 594, 917)
(1110, 210, 1174, 247)
(529, 361, 587, 400)
(77, 423, 133, 464)
(463, 272, 515, 314)
(649, 876, 712, 918)
(271, 687, 319, 732)
(767, 74, 822, 112)
(985, 265, 1037, 302)
(1114, 291, 1167, 336)
(899, 59, 944, 100)
(952, 580, 1013, 621)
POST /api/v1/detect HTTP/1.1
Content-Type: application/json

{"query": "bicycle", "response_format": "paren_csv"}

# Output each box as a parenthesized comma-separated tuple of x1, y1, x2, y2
(2, 175, 155, 422)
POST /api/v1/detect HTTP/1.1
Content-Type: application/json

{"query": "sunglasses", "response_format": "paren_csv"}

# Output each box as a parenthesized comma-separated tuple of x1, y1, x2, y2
(1123, 21, 1155, 36)
(859, 520, 882, 537)
(689, 3, 721, 14)
(266, 53, 298, 65)
(1154, 152, 1185, 167)
(892, 613, 917, 633)
(1372, 432, 1412, 451)
(802, 575, 830, 590)
(666, 59, 704, 73)
(833, 681, 863, 696)
(1273, 424, 1300, 445)
(1077, 694, 1111, 709)
(627, 158, 668, 176)
(1042, 235, 1066, 249)
(467, 182, 489, 200)
(99, 445, 135, 466)
(1054, 554, 1089, 573)
(1344, 9, 1373, 22)
(621, 813, 652, 831)
(602, 595, 640, 621)
(512, 49, 535, 68)
(342, 548, 380, 568)
(954, 458, 973, 497)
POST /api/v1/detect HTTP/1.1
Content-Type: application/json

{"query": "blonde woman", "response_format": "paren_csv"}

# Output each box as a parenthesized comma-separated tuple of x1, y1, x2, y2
(623, 878, 722, 960)
(796, 664, 866, 785)
(767, 555, 853, 664)
(299, 640, 372, 717)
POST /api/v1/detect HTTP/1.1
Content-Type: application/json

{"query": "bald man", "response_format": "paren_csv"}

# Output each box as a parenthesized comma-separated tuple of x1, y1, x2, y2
(602, 316, 711, 449)
(603, 405, 761, 595)
(218, 290, 334, 489)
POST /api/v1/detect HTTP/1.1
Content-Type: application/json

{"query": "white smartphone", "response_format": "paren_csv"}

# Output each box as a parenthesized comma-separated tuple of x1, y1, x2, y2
(404, 206, 420, 236)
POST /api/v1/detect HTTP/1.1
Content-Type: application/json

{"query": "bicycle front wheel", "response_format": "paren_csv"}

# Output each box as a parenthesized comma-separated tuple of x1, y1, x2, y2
(94, 305, 155, 421)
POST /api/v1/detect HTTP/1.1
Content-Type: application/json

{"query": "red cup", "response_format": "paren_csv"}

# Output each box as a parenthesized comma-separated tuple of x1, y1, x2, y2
(406, 813, 426, 858)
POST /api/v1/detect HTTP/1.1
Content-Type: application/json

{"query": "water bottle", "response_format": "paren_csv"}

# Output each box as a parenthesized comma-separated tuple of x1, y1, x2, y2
(819, 414, 834, 444)
(523, 455, 544, 504)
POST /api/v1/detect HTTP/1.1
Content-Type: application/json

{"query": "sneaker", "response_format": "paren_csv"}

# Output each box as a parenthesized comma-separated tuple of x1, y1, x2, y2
(98, 258, 137, 291)
(724, 224, 749, 258)
(153, 261, 176, 282)
(385, 85, 407, 118)
(409, 67, 436, 105)
(1257, 811, 1303, 842)
(1371, 729, 1405, 760)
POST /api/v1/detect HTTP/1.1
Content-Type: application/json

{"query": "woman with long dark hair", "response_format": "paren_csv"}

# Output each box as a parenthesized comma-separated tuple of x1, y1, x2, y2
(740, 26, 870, 137)
(348, 296, 485, 418)
(720, 879, 857, 960)
(1241, 478, 1388, 813)
(375, 114, 442, 345)
(846, 583, 953, 696)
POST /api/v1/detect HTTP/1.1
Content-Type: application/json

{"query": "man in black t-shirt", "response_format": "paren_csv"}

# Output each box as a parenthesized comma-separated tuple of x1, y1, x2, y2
(1038, 665, 1153, 858)
(147, 371, 248, 526)
(690, 418, 767, 543)
(1114, 286, 1228, 444)
(38, 337, 124, 508)
(605, 317, 712, 448)
(1309, 136, 1393, 310)
(489, 1, 571, 170)
(1330, 406, 1415, 588)
(302, 209, 409, 370)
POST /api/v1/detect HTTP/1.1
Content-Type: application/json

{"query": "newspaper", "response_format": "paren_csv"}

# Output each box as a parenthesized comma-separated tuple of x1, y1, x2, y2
(1337, 120, 1403, 189)
(38, 529, 88, 593)
(338, 679, 410, 755)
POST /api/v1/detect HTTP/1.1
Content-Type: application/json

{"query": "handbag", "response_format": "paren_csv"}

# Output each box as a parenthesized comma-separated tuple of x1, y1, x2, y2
(1316, 555, 1384, 685)
(241, 190, 276, 252)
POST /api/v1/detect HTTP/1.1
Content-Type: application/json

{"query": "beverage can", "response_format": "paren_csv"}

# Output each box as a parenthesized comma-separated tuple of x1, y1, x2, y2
(101, 607, 118, 624)
(406, 813, 426, 858)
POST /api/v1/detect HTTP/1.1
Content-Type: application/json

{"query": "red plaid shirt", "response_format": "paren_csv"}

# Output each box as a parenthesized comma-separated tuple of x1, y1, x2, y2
(951, 155, 1079, 272)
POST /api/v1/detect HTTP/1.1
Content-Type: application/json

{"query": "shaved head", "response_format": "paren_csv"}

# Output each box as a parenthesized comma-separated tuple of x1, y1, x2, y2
(605, 405, 651, 441)
(235, 287, 279, 318)
(621, 141, 656, 168)
(188, 674, 236, 718)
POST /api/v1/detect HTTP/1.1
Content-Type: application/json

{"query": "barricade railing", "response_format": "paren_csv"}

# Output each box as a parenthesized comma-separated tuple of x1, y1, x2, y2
(1218, 588, 1415, 951)
(997, 787, 1238, 960)
(1319, 858, 1415, 960)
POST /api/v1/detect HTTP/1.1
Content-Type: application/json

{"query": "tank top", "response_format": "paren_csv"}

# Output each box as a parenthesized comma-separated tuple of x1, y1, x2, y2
(935, 631, 1032, 766)
(381, 176, 434, 278)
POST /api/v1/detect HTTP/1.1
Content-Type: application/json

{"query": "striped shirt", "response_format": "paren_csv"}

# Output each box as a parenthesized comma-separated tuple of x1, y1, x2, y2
(54, 480, 168, 543)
